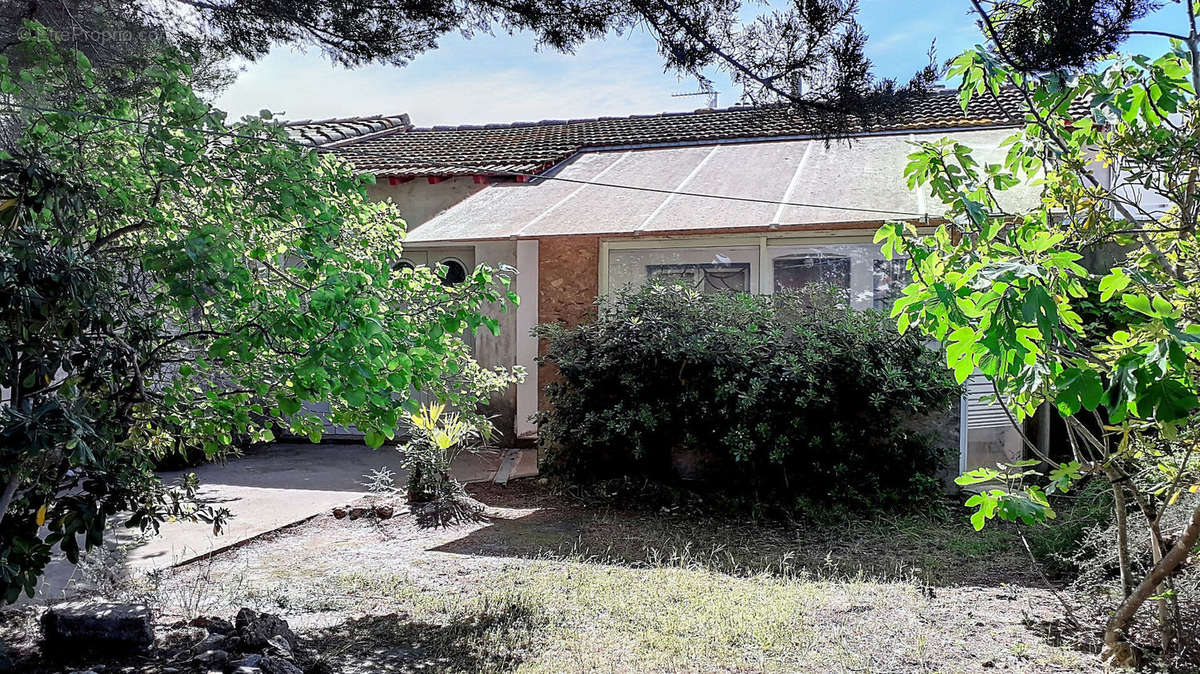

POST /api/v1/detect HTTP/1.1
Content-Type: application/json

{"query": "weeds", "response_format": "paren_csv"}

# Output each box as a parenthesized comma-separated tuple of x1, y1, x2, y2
(362, 467, 399, 495)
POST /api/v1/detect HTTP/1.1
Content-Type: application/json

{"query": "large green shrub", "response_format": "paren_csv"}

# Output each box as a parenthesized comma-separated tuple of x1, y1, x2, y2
(536, 284, 961, 509)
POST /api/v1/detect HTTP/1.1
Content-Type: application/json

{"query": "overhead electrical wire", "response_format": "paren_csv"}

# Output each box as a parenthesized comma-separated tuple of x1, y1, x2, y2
(0, 100, 930, 219)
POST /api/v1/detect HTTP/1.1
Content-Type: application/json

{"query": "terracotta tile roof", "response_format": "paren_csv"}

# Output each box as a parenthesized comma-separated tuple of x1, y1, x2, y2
(283, 114, 412, 146)
(316, 89, 1035, 178)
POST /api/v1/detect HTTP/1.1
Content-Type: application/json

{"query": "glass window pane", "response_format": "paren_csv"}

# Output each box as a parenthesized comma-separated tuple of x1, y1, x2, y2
(647, 267, 697, 287)
(608, 247, 759, 292)
(647, 263, 751, 293)
(768, 242, 890, 309)
(773, 255, 850, 292)
(703, 267, 749, 293)
(440, 259, 468, 286)
(872, 258, 910, 310)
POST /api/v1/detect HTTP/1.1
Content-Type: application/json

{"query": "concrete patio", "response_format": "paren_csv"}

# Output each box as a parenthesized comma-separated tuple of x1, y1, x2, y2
(33, 443, 538, 603)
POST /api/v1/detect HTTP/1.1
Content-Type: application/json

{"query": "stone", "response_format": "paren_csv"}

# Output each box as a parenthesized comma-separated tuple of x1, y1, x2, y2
(190, 615, 235, 634)
(189, 632, 228, 655)
(258, 656, 303, 674)
(41, 600, 153, 651)
(264, 635, 293, 659)
(223, 635, 246, 652)
(192, 649, 229, 667)
(347, 507, 369, 520)
(230, 654, 264, 669)
(238, 611, 298, 651)
(332, 507, 348, 519)
(374, 505, 394, 519)
(234, 608, 259, 630)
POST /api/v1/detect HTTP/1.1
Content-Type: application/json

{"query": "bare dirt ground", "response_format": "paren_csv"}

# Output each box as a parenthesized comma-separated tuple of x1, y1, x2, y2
(4, 481, 1104, 673)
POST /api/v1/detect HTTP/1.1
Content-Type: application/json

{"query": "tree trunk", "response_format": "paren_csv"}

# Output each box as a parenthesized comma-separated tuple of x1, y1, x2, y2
(1104, 504, 1200, 665)
(1148, 528, 1177, 655)
(1108, 472, 1134, 599)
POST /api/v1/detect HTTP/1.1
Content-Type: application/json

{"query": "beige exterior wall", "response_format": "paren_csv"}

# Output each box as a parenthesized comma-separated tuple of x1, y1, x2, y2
(470, 240, 520, 440)
(366, 177, 486, 229)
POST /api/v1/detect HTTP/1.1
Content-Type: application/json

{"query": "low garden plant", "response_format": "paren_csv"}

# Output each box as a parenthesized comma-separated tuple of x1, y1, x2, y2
(401, 401, 494, 525)
(536, 283, 961, 513)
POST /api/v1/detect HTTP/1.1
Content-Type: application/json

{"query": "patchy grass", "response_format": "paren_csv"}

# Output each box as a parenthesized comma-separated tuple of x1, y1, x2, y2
(296, 557, 1090, 673)
(131, 482, 1099, 673)
(310, 563, 904, 672)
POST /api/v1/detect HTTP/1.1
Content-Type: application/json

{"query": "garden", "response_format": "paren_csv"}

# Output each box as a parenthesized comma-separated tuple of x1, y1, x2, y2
(4, 1, 1200, 672)
(4, 277, 1195, 672)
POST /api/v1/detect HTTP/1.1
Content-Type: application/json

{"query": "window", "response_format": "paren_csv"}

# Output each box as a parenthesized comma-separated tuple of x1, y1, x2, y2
(608, 246, 759, 292)
(604, 240, 901, 307)
(440, 258, 468, 286)
(647, 262, 750, 293)
(767, 242, 897, 309)
(773, 255, 850, 293)
(872, 259, 910, 310)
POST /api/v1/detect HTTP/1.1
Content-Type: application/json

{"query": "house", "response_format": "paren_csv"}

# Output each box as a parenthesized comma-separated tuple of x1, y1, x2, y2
(285, 90, 1044, 470)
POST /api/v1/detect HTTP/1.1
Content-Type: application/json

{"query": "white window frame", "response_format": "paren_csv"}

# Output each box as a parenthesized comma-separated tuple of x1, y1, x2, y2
(598, 230, 916, 297)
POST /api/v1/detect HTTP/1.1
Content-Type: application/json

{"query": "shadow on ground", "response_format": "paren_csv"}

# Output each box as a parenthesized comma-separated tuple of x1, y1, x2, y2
(427, 481, 1043, 589)
(308, 603, 544, 674)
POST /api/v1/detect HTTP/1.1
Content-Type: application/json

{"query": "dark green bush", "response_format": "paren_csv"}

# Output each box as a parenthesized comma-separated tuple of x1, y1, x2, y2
(535, 283, 961, 509)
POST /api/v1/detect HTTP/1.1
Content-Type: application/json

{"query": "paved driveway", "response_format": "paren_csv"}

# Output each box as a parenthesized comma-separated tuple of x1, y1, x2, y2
(33, 443, 537, 603)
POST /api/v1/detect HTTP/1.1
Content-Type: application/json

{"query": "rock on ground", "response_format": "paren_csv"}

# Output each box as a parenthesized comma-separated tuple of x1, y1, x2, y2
(40, 601, 153, 651)
(235, 608, 299, 651)
(192, 648, 230, 667)
(259, 655, 304, 674)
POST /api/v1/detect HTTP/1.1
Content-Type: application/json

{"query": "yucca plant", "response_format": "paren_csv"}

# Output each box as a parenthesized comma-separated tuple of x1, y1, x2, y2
(402, 402, 489, 506)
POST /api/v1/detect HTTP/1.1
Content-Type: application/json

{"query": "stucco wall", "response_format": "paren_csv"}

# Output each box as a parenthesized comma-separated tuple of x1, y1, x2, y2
(366, 177, 485, 230)
(472, 240, 520, 440)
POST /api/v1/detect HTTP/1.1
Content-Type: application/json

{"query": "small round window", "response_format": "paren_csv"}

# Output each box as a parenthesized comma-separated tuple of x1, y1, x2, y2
(440, 258, 467, 286)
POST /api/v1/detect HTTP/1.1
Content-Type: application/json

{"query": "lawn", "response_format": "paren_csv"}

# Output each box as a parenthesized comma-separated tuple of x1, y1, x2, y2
(118, 481, 1098, 673)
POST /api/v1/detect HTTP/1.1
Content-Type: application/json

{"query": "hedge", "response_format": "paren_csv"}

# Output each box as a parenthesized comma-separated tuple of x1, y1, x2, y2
(535, 283, 961, 509)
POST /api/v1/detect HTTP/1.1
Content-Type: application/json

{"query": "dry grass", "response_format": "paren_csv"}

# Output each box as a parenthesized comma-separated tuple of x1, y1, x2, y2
(130, 481, 1104, 673)
(0, 482, 1103, 673)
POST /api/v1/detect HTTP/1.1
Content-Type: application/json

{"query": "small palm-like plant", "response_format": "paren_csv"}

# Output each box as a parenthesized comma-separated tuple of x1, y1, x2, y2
(402, 402, 488, 508)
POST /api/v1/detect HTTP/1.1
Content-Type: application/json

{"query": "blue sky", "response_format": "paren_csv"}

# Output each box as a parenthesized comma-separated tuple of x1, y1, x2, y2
(215, 0, 1187, 126)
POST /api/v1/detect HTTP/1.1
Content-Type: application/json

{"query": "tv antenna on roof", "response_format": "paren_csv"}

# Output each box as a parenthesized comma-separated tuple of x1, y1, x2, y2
(672, 84, 718, 109)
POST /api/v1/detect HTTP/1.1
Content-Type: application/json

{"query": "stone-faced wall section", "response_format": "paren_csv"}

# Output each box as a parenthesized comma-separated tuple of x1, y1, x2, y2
(536, 235, 600, 410)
